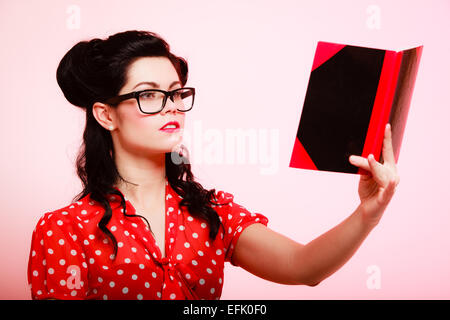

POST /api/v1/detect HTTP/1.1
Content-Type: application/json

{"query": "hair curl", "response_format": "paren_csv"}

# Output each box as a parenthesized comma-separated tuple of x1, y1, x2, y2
(56, 30, 228, 259)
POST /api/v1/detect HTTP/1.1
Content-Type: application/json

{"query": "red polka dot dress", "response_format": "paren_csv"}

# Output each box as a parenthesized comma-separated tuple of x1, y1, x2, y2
(27, 178, 269, 300)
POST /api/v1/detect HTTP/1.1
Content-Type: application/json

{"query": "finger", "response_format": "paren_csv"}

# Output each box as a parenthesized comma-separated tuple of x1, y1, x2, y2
(349, 155, 370, 171)
(378, 177, 397, 205)
(382, 123, 396, 165)
(368, 154, 389, 187)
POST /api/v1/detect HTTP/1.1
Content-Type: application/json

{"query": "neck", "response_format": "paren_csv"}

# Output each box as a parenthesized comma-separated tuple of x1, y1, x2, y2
(113, 151, 167, 210)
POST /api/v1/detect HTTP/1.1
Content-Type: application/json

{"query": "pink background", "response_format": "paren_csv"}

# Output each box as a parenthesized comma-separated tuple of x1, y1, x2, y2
(1, 0, 449, 299)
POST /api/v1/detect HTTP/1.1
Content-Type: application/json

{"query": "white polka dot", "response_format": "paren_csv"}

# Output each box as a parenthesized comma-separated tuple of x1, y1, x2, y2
(82, 262, 87, 268)
(36, 290, 42, 295)
(60, 280, 66, 286)
(109, 281, 115, 288)
(228, 214, 232, 220)
(219, 277, 222, 284)
(58, 239, 65, 245)
(62, 211, 68, 215)
(88, 234, 95, 240)
(98, 277, 103, 283)
(70, 250, 77, 256)
(187, 216, 193, 222)
(198, 250, 204, 256)
(170, 293, 176, 299)
(212, 259, 217, 265)
(184, 242, 190, 248)
(83, 240, 89, 245)
(89, 258, 95, 264)
(42, 259, 46, 266)
(124, 230, 129, 236)
(185, 273, 191, 279)
(32, 270, 38, 277)
(111, 226, 117, 232)
(132, 274, 138, 280)
(210, 288, 215, 294)
(117, 269, 124, 275)
(237, 226, 242, 232)
(201, 223, 207, 228)
(176, 254, 183, 260)
(71, 235, 77, 241)
(46, 230, 52, 237)
(192, 260, 198, 266)
(71, 290, 77, 296)
(145, 282, 150, 288)
(157, 292, 161, 298)
(122, 287, 128, 294)
(118, 242, 124, 248)
(228, 227, 232, 234)
(95, 250, 101, 256)
(59, 259, 65, 266)
(131, 247, 137, 253)
(179, 225, 185, 231)
(192, 232, 198, 238)
(139, 264, 145, 269)
(103, 295, 108, 300)
(102, 265, 109, 270)
(216, 249, 222, 255)
(205, 241, 210, 247)
(110, 254, 115, 260)
(48, 268, 54, 274)
(137, 294, 143, 300)
(124, 258, 131, 263)
(199, 279, 205, 285)
(206, 268, 212, 274)
(152, 272, 157, 278)
(168, 207, 174, 212)
(47, 248, 53, 255)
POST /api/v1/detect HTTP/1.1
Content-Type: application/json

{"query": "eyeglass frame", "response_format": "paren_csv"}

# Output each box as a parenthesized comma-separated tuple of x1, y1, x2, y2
(103, 87, 195, 115)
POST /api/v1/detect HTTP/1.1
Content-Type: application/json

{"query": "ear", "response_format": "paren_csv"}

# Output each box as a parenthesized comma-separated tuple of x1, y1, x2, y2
(92, 102, 116, 131)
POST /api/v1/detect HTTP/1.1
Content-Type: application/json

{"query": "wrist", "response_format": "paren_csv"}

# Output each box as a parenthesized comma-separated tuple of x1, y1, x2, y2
(356, 203, 380, 232)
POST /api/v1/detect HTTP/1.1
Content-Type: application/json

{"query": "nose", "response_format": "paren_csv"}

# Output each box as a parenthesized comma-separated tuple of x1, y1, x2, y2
(160, 94, 179, 115)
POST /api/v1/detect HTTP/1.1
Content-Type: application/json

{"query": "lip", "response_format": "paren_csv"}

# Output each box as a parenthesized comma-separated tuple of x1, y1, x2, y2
(159, 121, 181, 131)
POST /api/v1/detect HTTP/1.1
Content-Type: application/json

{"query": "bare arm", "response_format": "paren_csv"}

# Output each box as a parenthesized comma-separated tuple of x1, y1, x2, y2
(231, 204, 374, 286)
(231, 125, 401, 286)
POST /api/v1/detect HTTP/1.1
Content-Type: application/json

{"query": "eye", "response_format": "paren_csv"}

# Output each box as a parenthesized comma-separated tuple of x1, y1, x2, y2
(140, 91, 158, 99)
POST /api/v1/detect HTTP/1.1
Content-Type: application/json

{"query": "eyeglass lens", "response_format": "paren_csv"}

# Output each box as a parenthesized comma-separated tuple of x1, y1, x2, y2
(138, 89, 194, 113)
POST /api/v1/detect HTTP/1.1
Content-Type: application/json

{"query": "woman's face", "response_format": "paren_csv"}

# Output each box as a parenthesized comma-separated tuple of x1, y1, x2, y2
(108, 56, 186, 157)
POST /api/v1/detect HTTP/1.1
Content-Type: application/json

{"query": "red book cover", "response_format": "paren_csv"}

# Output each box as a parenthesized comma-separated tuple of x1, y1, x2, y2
(289, 41, 423, 174)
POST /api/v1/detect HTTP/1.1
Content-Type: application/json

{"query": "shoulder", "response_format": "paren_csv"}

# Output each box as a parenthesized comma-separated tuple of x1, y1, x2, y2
(210, 189, 268, 225)
(32, 194, 102, 236)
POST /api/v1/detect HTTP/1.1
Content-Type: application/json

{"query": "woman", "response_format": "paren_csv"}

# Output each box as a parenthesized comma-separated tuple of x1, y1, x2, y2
(27, 30, 399, 300)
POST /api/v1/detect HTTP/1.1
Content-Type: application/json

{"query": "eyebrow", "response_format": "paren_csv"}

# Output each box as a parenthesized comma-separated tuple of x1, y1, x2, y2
(132, 81, 182, 90)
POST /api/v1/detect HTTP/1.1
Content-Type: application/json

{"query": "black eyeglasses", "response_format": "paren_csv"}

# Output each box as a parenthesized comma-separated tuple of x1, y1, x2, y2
(104, 87, 195, 114)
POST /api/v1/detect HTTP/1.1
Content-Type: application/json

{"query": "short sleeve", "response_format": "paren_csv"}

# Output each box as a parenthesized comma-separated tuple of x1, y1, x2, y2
(212, 191, 269, 266)
(27, 212, 89, 300)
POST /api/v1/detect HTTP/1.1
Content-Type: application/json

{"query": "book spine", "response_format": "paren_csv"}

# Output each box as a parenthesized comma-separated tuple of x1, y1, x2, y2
(358, 50, 403, 174)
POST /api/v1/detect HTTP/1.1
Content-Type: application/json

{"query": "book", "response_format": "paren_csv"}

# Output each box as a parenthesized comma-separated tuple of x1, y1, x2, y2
(289, 41, 423, 175)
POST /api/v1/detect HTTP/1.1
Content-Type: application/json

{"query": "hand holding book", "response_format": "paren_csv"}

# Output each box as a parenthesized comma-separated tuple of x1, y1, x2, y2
(348, 123, 400, 227)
